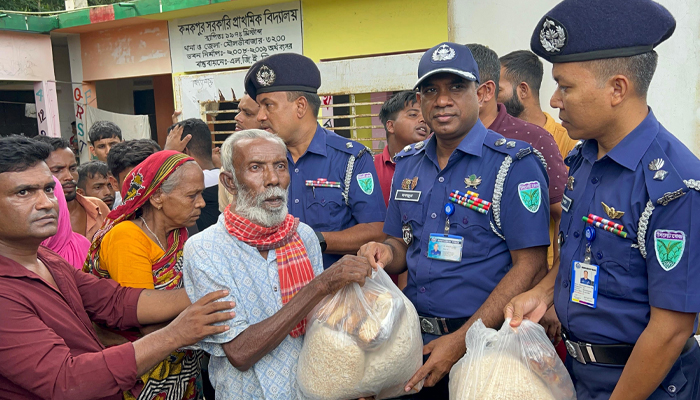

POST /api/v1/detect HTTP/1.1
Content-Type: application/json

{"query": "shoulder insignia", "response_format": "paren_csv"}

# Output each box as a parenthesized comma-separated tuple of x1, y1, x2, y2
(326, 133, 367, 157)
(641, 141, 687, 206)
(516, 147, 532, 159)
(564, 140, 584, 167)
(686, 179, 700, 192)
(395, 141, 427, 161)
(484, 132, 533, 161)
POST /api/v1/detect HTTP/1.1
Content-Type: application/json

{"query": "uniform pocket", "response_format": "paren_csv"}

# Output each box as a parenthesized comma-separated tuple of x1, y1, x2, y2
(304, 187, 346, 231)
(596, 235, 632, 299)
(453, 207, 492, 259)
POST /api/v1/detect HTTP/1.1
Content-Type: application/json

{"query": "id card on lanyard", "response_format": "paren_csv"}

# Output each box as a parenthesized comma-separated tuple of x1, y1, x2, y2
(570, 226, 600, 308)
(427, 203, 463, 262)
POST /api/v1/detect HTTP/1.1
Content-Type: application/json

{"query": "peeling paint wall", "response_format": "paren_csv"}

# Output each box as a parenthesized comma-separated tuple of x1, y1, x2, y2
(0, 31, 55, 81)
(80, 20, 171, 81)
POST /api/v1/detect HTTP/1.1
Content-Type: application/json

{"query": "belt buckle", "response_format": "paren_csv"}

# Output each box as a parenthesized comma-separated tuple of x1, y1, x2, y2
(565, 340, 587, 365)
(420, 317, 441, 335)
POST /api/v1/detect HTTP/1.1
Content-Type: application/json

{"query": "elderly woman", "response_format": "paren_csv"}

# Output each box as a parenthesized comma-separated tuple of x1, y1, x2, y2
(84, 150, 206, 400)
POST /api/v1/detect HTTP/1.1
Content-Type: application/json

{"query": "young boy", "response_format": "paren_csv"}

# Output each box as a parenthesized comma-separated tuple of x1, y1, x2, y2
(77, 161, 116, 209)
(88, 121, 123, 162)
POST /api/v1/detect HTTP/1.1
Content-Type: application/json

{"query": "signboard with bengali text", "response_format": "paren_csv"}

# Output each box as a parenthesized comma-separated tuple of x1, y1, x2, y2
(168, 1, 302, 73)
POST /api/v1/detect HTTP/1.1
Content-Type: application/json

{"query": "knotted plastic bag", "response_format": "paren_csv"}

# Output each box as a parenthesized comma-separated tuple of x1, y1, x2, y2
(297, 268, 423, 400)
(449, 319, 576, 400)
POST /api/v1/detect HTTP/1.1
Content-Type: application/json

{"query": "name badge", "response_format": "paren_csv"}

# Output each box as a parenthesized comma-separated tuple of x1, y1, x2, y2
(561, 194, 572, 213)
(570, 260, 599, 309)
(394, 190, 421, 202)
(427, 233, 463, 262)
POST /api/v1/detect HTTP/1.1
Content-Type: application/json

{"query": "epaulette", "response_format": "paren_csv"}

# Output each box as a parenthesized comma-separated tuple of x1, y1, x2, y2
(483, 131, 542, 165)
(325, 133, 371, 158)
(564, 140, 584, 167)
(394, 138, 428, 161)
(641, 141, 688, 206)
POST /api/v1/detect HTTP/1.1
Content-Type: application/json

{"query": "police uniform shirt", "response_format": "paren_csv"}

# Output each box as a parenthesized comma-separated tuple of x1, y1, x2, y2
(384, 120, 551, 320)
(287, 124, 387, 268)
(556, 110, 700, 347)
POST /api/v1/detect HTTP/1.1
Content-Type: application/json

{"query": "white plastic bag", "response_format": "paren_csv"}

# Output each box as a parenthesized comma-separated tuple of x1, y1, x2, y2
(297, 268, 423, 400)
(449, 319, 576, 400)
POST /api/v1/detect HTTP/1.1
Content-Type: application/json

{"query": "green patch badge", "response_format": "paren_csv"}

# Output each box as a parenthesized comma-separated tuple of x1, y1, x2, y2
(518, 181, 541, 213)
(356, 172, 374, 195)
(654, 230, 685, 271)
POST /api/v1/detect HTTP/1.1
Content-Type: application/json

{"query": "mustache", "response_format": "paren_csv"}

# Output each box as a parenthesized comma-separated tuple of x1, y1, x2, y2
(62, 181, 77, 188)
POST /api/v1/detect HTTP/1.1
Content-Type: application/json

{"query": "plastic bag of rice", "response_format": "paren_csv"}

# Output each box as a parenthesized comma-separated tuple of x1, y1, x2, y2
(449, 319, 576, 400)
(297, 268, 423, 400)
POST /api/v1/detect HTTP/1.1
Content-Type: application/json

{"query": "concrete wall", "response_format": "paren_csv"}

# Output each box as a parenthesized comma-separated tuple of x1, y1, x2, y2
(0, 31, 55, 81)
(80, 20, 172, 81)
(52, 41, 77, 141)
(449, 0, 700, 155)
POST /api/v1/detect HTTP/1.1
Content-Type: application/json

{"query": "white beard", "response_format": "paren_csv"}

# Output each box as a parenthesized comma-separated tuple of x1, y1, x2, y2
(234, 183, 288, 228)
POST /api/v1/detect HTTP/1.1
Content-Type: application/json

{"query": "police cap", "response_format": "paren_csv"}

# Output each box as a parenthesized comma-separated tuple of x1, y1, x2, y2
(414, 42, 480, 89)
(244, 53, 321, 101)
(531, 0, 676, 63)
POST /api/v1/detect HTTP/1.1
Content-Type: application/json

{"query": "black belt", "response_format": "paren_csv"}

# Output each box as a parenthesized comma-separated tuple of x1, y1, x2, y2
(418, 315, 469, 336)
(562, 328, 697, 365)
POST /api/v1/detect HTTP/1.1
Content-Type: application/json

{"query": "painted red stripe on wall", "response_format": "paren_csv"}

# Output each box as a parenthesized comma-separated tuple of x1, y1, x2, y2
(89, 5, 115, 24)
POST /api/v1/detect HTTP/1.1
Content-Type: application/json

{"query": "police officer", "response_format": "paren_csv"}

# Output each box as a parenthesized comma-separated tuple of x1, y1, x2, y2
(505, 1, 700, 399)
(359, 43, 552, 398)
(244, 54, 387, 269)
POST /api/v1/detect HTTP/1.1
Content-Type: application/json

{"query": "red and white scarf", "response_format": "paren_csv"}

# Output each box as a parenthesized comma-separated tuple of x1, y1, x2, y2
(223, 204, 315, 337)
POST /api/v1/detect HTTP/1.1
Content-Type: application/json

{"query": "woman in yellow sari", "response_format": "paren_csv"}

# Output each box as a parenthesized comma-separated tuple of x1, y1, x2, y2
(85, 150, 206, 400)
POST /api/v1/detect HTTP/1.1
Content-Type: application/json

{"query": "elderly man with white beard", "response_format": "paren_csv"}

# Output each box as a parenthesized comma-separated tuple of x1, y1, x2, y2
(182, 129, 374, 399)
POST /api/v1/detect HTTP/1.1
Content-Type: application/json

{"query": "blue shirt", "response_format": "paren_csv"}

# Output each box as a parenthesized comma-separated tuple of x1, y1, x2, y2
(182, 215, 324, 400)
(556, 110, 700, 345)
(384, 120, 551, 319)
(286, 124, 387, 268)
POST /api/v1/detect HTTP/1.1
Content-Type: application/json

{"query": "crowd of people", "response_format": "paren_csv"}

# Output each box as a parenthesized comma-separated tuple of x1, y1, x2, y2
(1, 0, 700, 399)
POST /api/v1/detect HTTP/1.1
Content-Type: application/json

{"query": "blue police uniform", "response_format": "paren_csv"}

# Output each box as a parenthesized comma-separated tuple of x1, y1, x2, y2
(556, 111, 700, 400)
(243, 52, 387, 269)
(531, 1, 700, 398)
(286, 123, 386, 268)
(385, 120, 551, 337)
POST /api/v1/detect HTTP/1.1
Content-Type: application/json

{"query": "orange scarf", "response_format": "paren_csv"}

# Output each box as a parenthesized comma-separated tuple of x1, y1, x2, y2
(223, 205, 315, 337)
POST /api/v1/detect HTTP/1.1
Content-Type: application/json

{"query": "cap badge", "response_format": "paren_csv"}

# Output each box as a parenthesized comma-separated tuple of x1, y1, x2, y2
(540, 18, 567, 53)
(256, 65, 276, 87)
(432, 44, 456, 62)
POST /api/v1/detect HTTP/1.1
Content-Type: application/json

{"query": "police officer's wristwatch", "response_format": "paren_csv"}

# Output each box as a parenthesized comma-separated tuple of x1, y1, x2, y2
(315, 231, 327, 253)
